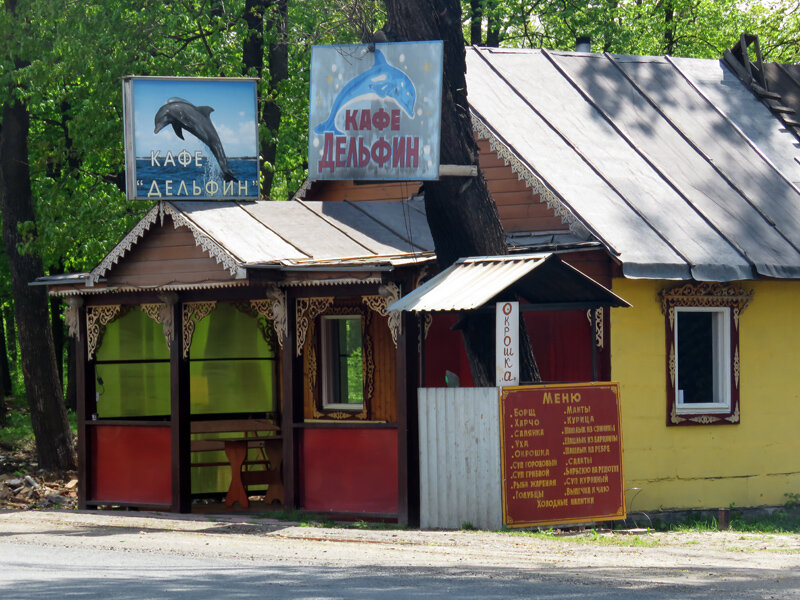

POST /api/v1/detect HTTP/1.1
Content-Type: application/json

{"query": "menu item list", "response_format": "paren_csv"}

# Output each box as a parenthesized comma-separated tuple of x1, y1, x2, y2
(500, 383, 625, 528)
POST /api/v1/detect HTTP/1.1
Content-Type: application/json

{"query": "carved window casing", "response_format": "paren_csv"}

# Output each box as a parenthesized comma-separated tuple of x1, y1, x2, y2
(660, 283, 753, 426)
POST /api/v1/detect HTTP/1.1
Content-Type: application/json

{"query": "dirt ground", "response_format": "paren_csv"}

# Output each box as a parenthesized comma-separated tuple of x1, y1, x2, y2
(2, 508, 799, 570)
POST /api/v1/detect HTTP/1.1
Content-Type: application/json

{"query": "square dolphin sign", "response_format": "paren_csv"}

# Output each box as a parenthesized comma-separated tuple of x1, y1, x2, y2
(308, 42, 443, 181)
(123, 77, 259, 201)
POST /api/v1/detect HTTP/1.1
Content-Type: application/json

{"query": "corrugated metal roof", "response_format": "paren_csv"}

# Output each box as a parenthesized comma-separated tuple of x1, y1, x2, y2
(466, 47, 800, 280)
(388, 253, 628, 312)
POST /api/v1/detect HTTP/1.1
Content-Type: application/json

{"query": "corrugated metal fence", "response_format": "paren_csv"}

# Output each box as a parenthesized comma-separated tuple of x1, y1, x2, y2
(418, 387, 503, 530)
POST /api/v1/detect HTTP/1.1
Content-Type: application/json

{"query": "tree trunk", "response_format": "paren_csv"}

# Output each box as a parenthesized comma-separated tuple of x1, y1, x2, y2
(469, 0, 482, 45)
(4, 304, 16, 366)
(65, 336, 77, 412)
(50, 296, 64, 395)
(243, 0, 289, 199)
(0, 310, 12, 397)
(0, 98, 76, 471)
(383, 0, 540, 385)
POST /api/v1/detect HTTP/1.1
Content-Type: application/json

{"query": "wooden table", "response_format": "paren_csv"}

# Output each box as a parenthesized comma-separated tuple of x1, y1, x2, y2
(190, 419, 282, 509)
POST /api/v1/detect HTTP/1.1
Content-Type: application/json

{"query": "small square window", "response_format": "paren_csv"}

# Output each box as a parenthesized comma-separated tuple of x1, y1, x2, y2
(321, 315, 364, 410)
(674, 307, 730, 414)
(661, 282, 752, 426)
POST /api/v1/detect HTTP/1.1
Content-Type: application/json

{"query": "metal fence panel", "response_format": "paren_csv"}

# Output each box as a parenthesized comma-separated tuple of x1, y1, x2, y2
(418, 387, 502, 530)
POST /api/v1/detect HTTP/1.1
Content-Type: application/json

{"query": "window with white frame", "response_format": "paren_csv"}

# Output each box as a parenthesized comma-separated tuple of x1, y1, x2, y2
(674, 307, 730, 413)
(321, 315, 364, 410)
(660, 283, 753, 426)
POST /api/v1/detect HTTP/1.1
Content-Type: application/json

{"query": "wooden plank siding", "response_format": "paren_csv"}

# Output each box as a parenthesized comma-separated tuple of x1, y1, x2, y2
(477, 138, 569, 233)
(105, 217, 234, 287)
(302, 139, 570, 234)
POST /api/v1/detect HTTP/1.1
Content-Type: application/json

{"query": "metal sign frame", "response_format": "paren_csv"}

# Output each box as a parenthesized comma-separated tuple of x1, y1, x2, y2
(499, 382, 626, 528)
(308, 41, 443, 181)
(123, 76, 260, 201)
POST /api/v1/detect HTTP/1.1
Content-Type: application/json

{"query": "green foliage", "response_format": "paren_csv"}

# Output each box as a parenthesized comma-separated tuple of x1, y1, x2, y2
(462, 0, 800, 61)
(0, 397, 34, 448)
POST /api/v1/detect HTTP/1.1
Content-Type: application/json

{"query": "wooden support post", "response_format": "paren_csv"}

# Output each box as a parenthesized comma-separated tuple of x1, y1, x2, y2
(76, 301, 94, 509)
(170, 298, 190, 513)
(590, 308, 598, 382)
(397, 310, 420, 527)
(281, 291, 299, 510)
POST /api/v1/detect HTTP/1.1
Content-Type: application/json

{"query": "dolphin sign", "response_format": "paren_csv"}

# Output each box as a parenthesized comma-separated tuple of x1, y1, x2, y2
(314, 49, 416, 135)
(154, 97, 238, 182)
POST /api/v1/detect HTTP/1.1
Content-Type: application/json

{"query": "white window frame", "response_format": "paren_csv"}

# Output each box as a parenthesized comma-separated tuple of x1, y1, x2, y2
(320, 314, 364, 411)
(674, 306, 731, 415)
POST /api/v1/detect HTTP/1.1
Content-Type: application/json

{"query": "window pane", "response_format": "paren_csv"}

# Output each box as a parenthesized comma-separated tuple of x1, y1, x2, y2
(677, 311, 714, 404)
(96, 362, 171, 418)
(96, 308, 169, 362)
(190, 303, 276, 360)
(324, 316, 363, 406)
(190, 360, 277, 414)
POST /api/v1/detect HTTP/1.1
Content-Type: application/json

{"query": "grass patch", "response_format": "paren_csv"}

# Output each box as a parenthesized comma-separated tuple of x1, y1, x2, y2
(653, 501, 800, 534)
(0, 396, 33, 447)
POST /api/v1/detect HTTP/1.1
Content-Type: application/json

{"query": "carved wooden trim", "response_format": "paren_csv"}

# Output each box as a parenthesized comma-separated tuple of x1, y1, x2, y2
(252, 287, 287, 348)
(362, 282, 402, 348)
(660, 282, 753, 315)
(660, 283, 753, 426)
(472, 113, 589, 238)
(586, 308, 604, 349)
(296, 297, 333, 356)
(140, 303, 174, 350)
(89, 204, 159, 284)
(307, 306, 373, 421)
(182, 301, 216, 358)
(86, 305, 129, 360)
(65, 297, 84, 340)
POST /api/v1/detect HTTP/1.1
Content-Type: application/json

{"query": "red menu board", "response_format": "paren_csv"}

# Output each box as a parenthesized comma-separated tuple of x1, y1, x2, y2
(499, 383, 625, 528)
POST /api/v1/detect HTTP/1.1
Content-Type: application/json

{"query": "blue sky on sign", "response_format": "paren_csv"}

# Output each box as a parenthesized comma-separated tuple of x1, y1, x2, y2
(132, 79, 257, 158)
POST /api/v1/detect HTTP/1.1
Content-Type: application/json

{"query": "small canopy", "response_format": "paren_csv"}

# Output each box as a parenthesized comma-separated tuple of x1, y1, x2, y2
(387, 253, 629, 313)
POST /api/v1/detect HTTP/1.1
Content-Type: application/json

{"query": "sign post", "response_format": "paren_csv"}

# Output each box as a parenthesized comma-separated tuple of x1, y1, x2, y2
(496, 301, 519, 387)
(499, 383, 625, 528)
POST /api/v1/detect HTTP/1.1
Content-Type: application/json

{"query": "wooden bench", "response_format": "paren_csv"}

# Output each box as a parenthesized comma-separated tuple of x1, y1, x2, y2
(190, 419, 283, 509)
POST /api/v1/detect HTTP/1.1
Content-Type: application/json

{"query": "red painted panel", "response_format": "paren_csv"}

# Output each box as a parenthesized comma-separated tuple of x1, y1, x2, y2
(423, 313, 474, 388)
(299, 428, 398, 514)
(90, 425, 171, 504)
(424, 311, 601, 386)
(524, 310, 597, 382)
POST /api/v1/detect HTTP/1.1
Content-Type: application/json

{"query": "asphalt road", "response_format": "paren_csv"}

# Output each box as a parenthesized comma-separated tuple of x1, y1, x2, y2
(1, 510, 798, 599)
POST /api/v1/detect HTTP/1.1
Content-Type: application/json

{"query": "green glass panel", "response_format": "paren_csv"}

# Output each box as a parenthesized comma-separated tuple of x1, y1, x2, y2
(338, 318, 363, 404)
(190, 303, 275, 360)
(190, 359, 276, 415)
(96, 308, 169, 362)
(95, 362, 170, 418)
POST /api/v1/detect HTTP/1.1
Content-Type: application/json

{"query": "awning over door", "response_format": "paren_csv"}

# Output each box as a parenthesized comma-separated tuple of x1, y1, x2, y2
(387, 253, 629, 312)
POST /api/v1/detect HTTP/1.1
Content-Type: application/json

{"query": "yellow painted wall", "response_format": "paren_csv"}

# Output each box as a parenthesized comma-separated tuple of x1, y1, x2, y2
(611, 278, 800, 512)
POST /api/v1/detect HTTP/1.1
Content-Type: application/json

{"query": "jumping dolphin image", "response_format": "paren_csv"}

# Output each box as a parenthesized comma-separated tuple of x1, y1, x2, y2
(154, 97, 237, 182)
(314, 49, 416, 135)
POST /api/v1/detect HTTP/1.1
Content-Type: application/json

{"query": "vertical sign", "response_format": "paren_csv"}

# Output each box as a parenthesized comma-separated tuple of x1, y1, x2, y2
(308, 42, 443, 181)
(496, 301, 519, 387)
(123, 76, 260, 201)
(499, 383, 625, 528)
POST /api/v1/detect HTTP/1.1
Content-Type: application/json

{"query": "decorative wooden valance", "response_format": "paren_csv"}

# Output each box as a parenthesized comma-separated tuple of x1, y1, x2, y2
(361, 282, 402, 348)
(182, 301, 217, 358)
(296, 297, 334, 356)
(86, 305, 131, 360)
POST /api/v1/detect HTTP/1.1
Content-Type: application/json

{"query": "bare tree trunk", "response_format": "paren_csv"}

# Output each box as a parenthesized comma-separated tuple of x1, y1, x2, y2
(243, 0, 289, 199)
(383, 0, 539, 385)
(0, 97, 75, 471)
(4, 304, 16, 366)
